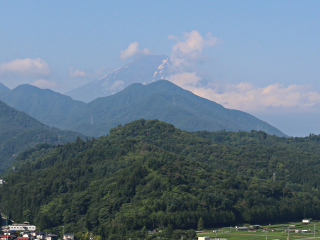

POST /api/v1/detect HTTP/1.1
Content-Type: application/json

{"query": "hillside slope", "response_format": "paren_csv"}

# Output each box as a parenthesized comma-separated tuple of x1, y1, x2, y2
(0, 100, 85, 172)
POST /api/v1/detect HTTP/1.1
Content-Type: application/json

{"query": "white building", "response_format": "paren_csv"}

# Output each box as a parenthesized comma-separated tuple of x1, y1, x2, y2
(198, 237, 210, 240)
(9, 222, 36, 231)
(302, 219, 310, 223)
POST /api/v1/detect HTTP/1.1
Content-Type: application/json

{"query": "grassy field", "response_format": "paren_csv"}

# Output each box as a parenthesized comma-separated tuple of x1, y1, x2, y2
(197, 221, 320, 240)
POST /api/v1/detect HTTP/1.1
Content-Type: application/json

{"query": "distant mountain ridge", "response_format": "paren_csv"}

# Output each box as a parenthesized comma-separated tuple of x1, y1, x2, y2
(66, 55, 171, 102)
(0, 82, 10, 96)
(0, 84, 86, 127)
(0, 80, 286, 137)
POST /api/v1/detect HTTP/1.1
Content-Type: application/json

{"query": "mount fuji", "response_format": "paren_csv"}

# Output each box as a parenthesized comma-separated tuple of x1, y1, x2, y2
(66, 55, 171, 102)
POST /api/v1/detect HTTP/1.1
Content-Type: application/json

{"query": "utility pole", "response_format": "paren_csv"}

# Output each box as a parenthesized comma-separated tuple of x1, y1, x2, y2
(266, 228, 268, 240)
(273, 173, 276, 183)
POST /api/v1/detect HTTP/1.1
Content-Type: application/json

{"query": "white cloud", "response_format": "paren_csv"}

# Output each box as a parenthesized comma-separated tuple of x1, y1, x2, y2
(184, 83, 320, 112)
(103, 80, 125, 91)
(69, 67, 86, 78)
(169, 30, 220, 69)
(32, 79, 57, 89)
(0, 58, 50, 76)
(120, 42, 152, 59)
(164, 31, 220, 91)
(168, 72, 202, 87)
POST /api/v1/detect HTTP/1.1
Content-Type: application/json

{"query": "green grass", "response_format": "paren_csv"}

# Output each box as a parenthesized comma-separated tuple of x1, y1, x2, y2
(197, 221, 320, 240)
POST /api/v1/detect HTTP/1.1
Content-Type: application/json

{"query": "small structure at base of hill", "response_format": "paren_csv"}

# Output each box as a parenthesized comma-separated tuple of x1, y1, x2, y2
(198, 237, 210, 240)
(236, 226, 248, 231)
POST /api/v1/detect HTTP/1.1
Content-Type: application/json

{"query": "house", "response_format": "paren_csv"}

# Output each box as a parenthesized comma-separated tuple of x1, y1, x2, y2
(9, 222, 36, 231)
(63, 234, 74, 240)
(46, 234, 58, 240)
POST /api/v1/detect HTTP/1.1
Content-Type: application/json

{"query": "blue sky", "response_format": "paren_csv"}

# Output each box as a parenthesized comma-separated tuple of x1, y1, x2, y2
(1, 1, 320, 136)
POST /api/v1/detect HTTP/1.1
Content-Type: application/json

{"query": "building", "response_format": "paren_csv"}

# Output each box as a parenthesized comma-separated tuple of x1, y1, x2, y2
(8, 222, 36, 231)
(302, 219, 310, 223)
(46, 234, 58, 240)
(198, 237, 210, 240)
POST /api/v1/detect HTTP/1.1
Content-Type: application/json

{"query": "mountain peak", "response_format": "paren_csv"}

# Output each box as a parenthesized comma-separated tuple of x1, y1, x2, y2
(87, 81, 286, 137)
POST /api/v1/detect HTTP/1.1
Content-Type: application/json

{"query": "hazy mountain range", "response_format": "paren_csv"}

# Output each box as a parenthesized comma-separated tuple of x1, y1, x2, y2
(0, 100, 84, 172)
(0, 80, 285, 137)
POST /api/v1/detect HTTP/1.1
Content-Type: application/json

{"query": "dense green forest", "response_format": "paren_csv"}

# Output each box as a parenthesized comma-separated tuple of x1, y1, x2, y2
(1, 119, 320, 240)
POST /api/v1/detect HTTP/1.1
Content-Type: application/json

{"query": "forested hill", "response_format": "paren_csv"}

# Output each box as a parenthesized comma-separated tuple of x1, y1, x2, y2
(1, 119, 320, 240)
(0, 100, 85, 172)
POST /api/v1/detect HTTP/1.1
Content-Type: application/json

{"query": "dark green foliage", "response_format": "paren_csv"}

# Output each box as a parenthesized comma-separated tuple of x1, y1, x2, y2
(198, 218, 204, 230)
(0, 119, 319, 239)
